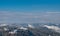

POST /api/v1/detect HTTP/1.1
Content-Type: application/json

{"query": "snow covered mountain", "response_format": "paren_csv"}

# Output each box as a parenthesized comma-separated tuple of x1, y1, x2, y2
(0, 23, 60, 36)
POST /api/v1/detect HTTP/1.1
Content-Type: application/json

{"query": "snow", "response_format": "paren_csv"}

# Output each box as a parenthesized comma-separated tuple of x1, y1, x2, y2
(9, 31, 15, 34)
(14, 29, 17, 33)
(28, 24, 34, 28)
(20, 27, 28, 30)
(44, 25, 60, 33)
(0, 24, 8, 27)
(4, 28, 9, 31)
(9, 30, 17, 34)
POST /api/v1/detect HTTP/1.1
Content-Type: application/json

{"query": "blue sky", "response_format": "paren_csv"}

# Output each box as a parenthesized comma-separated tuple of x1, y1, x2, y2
(0, 0, 60, 12)
(0, 0, 32, 12)
(0, 0, 60, 24)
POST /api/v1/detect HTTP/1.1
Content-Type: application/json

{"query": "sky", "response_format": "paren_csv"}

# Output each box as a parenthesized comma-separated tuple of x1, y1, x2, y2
(0, 0, 60, 24)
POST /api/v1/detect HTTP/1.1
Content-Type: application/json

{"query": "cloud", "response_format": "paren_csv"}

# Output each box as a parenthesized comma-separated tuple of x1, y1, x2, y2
(47, 12, 60, 13)
(0, 11, 60, 24)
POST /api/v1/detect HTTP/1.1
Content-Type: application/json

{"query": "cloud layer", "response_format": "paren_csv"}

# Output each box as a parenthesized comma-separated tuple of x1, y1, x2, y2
(0, 11, 60, 24)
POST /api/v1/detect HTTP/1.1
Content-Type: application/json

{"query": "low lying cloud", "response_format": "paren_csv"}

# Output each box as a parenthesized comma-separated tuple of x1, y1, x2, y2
(0, 11, 60, 24)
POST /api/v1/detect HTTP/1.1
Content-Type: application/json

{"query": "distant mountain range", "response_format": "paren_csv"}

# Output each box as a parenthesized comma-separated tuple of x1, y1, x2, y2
(0, 23, 60, 36)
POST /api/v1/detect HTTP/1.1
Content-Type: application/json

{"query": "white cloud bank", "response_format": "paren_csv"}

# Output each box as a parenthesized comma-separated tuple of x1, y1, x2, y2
(0, 11, 60, 24)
